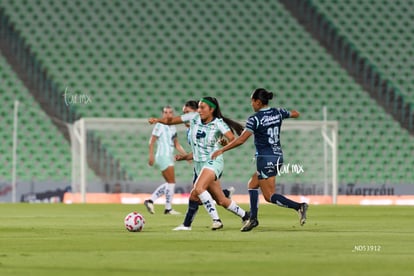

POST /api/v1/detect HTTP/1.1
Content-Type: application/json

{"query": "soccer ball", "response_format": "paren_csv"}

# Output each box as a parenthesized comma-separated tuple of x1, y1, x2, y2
(124, 212, 145, 232)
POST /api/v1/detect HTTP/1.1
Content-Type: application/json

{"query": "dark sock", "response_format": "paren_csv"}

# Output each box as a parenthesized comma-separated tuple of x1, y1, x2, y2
(222, 189, 230, 198)
(183, 200, 199, 227)
(249, 189, 259, 219)
(270, 194, 301, 210)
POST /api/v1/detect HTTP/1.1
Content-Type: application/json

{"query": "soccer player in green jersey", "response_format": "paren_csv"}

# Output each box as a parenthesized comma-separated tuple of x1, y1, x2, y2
(149, 97, 248, 230)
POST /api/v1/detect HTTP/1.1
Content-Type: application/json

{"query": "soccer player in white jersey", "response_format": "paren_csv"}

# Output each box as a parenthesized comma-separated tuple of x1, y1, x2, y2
(144, 105, 187, 215)
(182, 100, 234, 198)
(149, 97, 248, 230)
(212, 88, 308, 231)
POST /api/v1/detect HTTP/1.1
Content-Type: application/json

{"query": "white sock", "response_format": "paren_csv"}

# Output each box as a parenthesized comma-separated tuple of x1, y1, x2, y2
(198, 191, 220, 221)
(150, 183, 167, 202)
(165, 183, 175, 210)
(226, 200, 246, 218)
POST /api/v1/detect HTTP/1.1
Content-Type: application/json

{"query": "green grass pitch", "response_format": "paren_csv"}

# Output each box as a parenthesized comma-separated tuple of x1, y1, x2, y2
(0, 203, 413, 275)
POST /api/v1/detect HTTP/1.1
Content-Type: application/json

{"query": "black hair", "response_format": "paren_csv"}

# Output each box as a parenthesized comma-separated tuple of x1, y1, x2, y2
(184, 100, 199, 111)
(202, 96, 244, 136)
(251, 88, 273, 105)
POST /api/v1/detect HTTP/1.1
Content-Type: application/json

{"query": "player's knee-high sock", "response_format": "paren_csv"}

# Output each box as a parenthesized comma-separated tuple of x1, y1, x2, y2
(165, 183, 175, 210)
(249, 189, 259, 219)
(270, 194, 301, 210)
(151, 183, 167, 202)
(183, 200, 199, 227)
(198, 191, 220, 221)
(226, 200, 246, 218)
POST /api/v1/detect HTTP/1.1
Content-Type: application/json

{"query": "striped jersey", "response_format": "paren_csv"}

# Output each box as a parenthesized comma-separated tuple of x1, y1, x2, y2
(181, 112, 230, 162)
(150, 123, 177, 157)
(245, 107, 291, 156)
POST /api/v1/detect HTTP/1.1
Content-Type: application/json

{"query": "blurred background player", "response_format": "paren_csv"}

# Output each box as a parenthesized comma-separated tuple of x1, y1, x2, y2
(212, 88, 308, 231)
(145, 105, 187, 215)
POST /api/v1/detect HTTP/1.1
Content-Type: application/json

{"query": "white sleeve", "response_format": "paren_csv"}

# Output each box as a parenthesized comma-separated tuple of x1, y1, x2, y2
(171, 126, 177, 139)
(218, 119, 231, 134)
(180, 112, 198, 123)
(151, 123, 163, 137)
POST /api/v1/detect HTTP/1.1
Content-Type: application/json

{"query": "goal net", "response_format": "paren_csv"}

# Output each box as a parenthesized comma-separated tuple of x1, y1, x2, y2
(68, 118, 338, 203)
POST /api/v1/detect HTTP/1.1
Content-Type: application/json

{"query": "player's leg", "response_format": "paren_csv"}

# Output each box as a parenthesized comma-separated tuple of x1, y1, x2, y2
(161, 165, 180, 215)
(243, 154, 277, 231)
(261, 176, 308, 226)
(144, 159, 168, 214)
(247, 173, 260, 218)
(173, 187, 200, 231)
(173, 170, 199, 231)
(193, 167, 223, 230)
(270, 176, 308, 226)
(241, 172, 261, 232)
(255, 154, 303, 209)
(208, 180, 249, 223)
(222, 186, 235, 199)
(261, 175, 300, 208)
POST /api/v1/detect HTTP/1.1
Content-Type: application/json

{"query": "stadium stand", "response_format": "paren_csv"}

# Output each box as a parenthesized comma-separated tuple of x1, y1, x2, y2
(288, 0, 413, 130)
(312, 0, 414, 105)
(0, 54, 71, 181)
(0, 0, 413, 189)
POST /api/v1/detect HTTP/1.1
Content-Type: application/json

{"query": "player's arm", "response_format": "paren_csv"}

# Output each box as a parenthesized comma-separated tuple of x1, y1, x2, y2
(148, 116, 183, 125)
(176, 152, 193, 161)
(174, 137, 187, 155)
(211, 129, 252, 159)
(290, 110, 300, 118)
(148, 135, 157, 166)
(223, 130, 236, 143)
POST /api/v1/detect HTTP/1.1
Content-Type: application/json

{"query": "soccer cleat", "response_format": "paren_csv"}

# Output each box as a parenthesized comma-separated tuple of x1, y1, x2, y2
(164, 209, 181, 215)
(144, 200, 155, 214)
(227, 186, 235, 199)
(242, 211, 250, 226)
(172, 224, 192, 231)
(298, 203, 308, 226)
(211, 219, 223, 230)
(241, 218, 259, 232)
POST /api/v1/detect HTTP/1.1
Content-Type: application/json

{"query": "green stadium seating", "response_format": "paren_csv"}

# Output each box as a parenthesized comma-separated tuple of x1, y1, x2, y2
(0, 54, 71, 181)
(0, 0, 413, 186)
(313, 0, 414, 105)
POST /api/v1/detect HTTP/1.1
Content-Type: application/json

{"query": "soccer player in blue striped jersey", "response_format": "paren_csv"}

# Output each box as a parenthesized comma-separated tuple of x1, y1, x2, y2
(212, 88, 308, 231)
(145, 105, 187, 215)
(149, 97, 248, 230)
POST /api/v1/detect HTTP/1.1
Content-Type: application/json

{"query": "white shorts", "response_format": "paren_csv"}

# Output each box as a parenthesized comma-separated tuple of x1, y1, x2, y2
(155, 155, 174, 171)
(193, 158, 224, 181)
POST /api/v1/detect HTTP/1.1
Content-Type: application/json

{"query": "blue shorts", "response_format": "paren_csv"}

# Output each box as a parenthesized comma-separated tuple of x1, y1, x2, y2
(256, 155, 283, 180)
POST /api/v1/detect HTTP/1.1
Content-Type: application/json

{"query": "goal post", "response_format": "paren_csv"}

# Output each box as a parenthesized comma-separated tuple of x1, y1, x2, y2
(68, 118, 338, 204)
(280, 119, 339, 204)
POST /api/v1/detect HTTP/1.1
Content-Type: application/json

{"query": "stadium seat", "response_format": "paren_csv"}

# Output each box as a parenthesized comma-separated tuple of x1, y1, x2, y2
(0, 0, 412, 186)
(0, 54, 72, 182)
(313, 0, 414, 104)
